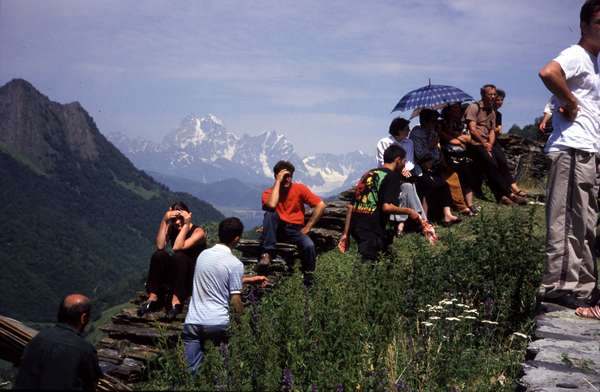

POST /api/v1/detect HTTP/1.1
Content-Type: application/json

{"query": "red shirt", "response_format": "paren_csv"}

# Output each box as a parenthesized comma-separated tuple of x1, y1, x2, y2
(262, 182, 322, 225)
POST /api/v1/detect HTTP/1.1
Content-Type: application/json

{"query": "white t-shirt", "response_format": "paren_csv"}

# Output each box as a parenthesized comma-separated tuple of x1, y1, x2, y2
(376, 135, 417, 172)
(185, 243, 244, 326)
(545, 44, 600, 153)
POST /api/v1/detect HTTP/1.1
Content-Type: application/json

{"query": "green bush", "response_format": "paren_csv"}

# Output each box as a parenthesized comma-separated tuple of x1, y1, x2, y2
(144, 205, 544, 391)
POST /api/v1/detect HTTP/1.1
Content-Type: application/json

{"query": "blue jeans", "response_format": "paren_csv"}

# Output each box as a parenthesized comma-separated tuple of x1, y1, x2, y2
(182, 323, 228, 374)
(260, 211, 316, 273)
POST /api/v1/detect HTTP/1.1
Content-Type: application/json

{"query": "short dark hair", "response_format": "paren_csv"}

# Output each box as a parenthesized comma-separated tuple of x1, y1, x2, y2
(57, 297, 91, 326)
(170, 201, 190, 212)
(389, 117, 410, 136)
(383, 144, 406, 164)
(273, 160, 295, 176)
(218, 217, 244, 244)
(480, 84, 496, 97)
(419, 108, 439, 125)
(496, 89, 506, 99)
(581, 0, 600, 24)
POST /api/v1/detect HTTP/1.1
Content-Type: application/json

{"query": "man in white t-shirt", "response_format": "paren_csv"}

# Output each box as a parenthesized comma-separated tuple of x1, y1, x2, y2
(538, 0, 600, 309)
(183, 217, 266, 374)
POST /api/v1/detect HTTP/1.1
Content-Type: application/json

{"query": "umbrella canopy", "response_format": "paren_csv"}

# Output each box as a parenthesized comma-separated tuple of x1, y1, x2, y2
(392, 84, 474, 113)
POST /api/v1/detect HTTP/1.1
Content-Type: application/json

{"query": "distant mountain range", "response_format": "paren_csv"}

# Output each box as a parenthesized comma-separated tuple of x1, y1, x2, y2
(107, 115, 374, 196)
(0, 79, 224, 322)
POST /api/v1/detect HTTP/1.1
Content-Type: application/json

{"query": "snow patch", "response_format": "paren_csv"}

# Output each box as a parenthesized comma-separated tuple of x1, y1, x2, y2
(259, 153, 272, 177)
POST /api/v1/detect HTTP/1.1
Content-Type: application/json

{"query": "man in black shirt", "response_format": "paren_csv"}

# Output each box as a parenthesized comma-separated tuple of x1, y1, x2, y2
(15, 294, 102, 391)
(339, 144, 421, 261)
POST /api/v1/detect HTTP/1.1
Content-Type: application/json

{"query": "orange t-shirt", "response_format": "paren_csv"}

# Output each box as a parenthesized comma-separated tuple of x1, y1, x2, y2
(261, 183, 322, 225)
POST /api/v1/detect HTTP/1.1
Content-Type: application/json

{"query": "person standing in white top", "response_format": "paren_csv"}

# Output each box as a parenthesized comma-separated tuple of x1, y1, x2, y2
(183, 217, 266, 374)
(375, 117, 426, 230)
(538, 0, 600, 309)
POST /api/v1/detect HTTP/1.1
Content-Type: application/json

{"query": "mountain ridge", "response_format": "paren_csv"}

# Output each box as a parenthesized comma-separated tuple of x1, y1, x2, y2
(0, 78, 224, 322)
(107, 114, 373, 195)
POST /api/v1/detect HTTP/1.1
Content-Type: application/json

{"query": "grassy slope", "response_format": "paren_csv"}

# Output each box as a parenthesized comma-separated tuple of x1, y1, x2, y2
(143, 200, 546, 391)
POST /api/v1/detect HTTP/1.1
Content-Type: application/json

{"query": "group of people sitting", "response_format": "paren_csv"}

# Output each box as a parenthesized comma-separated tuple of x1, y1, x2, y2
(16, 84, 529, 386)
(129, 83, 529, 372)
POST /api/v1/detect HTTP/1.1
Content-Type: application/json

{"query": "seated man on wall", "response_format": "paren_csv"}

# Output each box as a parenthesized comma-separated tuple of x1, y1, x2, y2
(464, 84, 526, 205)
(339, 145, 421, 261)
(258, 160, 326, 286)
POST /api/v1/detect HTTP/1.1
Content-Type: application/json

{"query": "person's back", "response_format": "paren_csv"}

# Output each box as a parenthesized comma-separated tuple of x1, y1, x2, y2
(15, 294, 101, 391)
(185, 243, 244, 326)
(182, 217, 245, 374)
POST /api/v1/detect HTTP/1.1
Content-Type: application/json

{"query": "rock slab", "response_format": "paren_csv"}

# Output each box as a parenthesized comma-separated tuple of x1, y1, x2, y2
(520, 303, 600, 391)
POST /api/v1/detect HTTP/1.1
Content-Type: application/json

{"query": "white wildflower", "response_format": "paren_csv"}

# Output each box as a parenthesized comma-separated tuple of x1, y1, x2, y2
(481, 320, 499, 325)
(456, 304, 468, 308)
(422, 322, 434, 327)
(463, 309, 478, 314)
(512, 332, 528, 339)
(429, 316, 441, 320)
(463, 316, 477, 320)
(418, 309, 426, 313)
(445, 317, 461, 321)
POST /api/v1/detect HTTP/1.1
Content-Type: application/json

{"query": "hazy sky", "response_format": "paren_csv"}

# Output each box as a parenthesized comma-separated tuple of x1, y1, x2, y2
(0, 0, 580, 155)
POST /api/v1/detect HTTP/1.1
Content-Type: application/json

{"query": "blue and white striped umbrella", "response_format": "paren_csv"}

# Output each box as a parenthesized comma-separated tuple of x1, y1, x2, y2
(392, 84, 474, 113)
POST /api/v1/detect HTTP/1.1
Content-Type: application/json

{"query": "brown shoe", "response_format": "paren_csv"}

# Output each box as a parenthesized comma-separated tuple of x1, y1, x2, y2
(510, 193, 527, 205)
(499, 196, 513, 206)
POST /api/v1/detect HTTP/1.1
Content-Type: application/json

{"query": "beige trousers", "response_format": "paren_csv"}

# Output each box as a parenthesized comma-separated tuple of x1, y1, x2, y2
(541, 149, 600, 299)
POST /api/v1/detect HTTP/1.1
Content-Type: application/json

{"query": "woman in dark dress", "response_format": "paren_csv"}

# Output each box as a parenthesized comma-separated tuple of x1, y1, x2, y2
(439, 103, 478, 215)
(138, 201, 206, 320)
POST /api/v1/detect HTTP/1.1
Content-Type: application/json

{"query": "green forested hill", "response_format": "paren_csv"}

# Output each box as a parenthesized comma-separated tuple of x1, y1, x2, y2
(0, 79, 224, 322)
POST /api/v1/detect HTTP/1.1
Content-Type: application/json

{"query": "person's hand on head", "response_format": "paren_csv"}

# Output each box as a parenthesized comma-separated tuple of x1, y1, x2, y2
(276, 169, 291, 183)
(164, 210, 180, 221)
(180, 211, 192, 225)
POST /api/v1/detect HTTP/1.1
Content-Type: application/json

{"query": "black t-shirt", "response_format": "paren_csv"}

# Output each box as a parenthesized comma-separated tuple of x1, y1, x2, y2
(15, 323, 102, 390)
(496, 111, 503, 127)
(168, 224, 206, 259)
(350, 167, 401, 236)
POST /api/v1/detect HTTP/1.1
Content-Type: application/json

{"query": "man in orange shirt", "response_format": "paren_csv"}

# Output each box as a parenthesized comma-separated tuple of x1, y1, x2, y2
(259, 160, 326, 286)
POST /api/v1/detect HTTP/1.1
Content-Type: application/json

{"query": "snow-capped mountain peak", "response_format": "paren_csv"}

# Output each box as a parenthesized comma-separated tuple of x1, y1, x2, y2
(106, 114, 373, 195)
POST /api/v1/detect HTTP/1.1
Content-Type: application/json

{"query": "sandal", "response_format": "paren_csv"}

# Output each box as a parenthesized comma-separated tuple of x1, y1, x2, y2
(575, 305, 600, 319)
(460, 208, 475, 217)
(442, 217, 462, 227)
(514, 190, 528, 197)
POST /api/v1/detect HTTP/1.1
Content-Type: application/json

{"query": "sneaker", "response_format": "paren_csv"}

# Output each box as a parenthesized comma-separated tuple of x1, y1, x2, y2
(165, 304, 183, 321)
(137, 300, 160, 317)
(469, 205, 481, 215)
(540, 294, 588, 310)
(256, 252, 272, 272)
